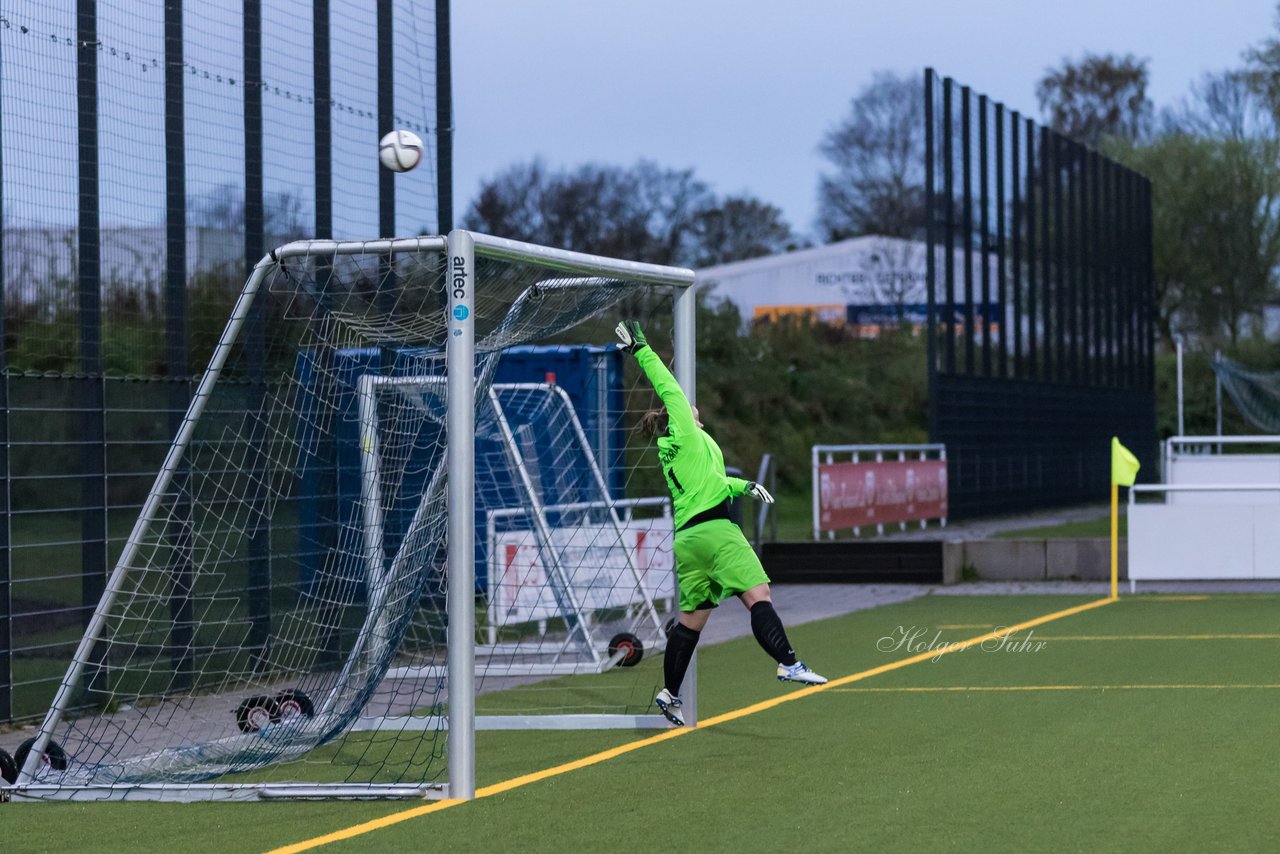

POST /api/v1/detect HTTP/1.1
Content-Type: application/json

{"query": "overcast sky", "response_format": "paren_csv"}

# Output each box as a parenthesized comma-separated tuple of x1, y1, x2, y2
(453, 0, 1279, 241)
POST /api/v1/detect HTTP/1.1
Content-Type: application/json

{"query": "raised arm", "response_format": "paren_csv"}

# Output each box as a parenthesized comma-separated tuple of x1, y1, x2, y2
(616, 321, 698, 439)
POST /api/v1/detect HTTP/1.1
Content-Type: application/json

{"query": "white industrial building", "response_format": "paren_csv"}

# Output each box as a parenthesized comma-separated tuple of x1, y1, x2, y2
(696, 235, 928, 331)
(697, 235, 997, 336)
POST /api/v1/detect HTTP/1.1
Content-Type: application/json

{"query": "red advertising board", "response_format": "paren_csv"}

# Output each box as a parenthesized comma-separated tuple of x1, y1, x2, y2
(817, 459, 947, 531)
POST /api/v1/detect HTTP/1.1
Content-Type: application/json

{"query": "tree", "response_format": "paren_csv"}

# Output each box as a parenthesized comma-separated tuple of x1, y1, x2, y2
(816, 71, 924, 242)
(1106, 133, 1280, 347)
(1036, 53, 1152, 147)
(462, 160, 794, 267)
(1162, 71, 1277, 141)
(189, 184, 309, 244)
(1243, 3, 1280, 124)
(692, 196, 795, 267)
(463, 159, 709, 265)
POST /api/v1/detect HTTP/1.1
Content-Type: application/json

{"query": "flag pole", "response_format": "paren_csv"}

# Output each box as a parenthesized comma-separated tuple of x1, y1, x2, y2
(1110, 481, 1119, 600)
(1109, 436, 1139, 600)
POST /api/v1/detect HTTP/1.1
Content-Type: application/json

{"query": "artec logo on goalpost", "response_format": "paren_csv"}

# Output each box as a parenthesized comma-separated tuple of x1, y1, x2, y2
(451, 254, 468, 301)
(450, 253, 470, 332)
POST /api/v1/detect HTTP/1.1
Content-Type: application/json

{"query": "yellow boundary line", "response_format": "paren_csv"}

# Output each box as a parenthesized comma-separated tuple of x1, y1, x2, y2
(1028, 633, 1280, 641)
(265, 596, 1114, 854)
(831, 683, 1280, 693)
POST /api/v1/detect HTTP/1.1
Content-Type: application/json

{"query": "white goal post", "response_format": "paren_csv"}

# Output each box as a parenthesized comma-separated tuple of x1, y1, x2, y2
(445, 232, 696, 798)
(7, 231, 697, 803)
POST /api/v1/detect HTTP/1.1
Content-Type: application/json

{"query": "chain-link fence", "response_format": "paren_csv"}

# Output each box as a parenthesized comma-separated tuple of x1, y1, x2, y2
(1, 0, 450, 724)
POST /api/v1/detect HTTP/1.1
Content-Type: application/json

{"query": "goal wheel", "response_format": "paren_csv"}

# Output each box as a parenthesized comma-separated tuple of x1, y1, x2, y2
(608, 632, 644, 667)
(274, 689, 315, 723)
(0, 748, 17, 784)
(234, 695, 280, 733)
(14, 737, 68, 774)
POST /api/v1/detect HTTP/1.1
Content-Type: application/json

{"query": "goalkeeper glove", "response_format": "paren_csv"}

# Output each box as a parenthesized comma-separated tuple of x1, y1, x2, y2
(747, 481, 774, 503)
(615, 320, 648, 354)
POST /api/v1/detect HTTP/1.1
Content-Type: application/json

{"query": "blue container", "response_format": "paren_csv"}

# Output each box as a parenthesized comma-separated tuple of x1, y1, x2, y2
(494, 345, 626, 499)
(295, 345, 625, 594)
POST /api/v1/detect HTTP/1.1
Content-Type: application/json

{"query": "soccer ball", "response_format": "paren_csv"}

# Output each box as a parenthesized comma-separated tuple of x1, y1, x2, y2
(378, 129, 423, 173)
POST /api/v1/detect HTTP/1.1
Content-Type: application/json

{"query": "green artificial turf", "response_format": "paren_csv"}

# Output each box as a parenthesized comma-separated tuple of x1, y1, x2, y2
(4, 592, 1278, 853)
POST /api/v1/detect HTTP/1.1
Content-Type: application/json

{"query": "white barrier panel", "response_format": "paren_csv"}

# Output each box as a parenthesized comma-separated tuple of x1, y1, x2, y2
(1165, 436, 1280, 505)
(489, 518, 674, 627)
(1129, 485, 1280, 583)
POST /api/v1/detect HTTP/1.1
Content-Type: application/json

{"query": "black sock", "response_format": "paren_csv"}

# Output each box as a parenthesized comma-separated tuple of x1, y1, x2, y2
(750, 601, 797, 666)
(664, 623, 701, 695)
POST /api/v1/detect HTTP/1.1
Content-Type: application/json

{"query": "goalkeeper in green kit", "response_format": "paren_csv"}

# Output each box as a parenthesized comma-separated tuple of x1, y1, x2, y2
(616, 321, 827, 727)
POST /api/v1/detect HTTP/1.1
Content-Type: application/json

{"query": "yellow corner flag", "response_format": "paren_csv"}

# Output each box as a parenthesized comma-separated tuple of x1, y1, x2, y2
(1111, 437, 1140, 487)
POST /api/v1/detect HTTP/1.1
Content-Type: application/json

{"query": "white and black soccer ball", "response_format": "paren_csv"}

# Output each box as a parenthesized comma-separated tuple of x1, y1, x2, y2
(378, 129, 423, 173)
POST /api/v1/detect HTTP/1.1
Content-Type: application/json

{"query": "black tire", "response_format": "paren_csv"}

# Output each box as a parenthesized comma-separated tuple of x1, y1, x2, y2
(274, 689, 315, 723)
(14, 737, 68, 774)
(234, 695, 280, 733)
(608, 632, 644, 667)
(0, 748, 17, 784)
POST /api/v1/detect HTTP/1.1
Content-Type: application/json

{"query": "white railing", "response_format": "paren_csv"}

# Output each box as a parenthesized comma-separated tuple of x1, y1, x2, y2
(1162, 435, 1280, 504)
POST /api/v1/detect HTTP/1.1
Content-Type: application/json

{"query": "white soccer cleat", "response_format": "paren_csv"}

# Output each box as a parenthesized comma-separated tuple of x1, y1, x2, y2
(777, 661, 828, 686)
(655, 688, 685, 726)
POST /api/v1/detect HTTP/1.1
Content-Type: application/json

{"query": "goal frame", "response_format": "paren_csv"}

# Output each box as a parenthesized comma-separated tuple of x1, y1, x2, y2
(445, 231, 698, 798)
(12, 230, 697, 803)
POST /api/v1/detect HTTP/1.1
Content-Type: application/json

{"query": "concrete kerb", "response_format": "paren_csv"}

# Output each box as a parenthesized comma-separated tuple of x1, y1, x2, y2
(882, 504, 1125, 582)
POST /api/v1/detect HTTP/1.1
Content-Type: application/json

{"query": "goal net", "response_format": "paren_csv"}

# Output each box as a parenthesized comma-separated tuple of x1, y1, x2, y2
(8, 232, 695, 801)
(1212, 356, 1280, 434)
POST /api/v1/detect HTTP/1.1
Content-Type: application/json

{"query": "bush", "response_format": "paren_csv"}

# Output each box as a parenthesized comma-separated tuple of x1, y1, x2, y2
(692, 301, 928, 492)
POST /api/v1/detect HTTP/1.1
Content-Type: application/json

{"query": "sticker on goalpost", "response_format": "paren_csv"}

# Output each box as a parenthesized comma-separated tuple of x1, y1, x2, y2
(489, 518, 675, 627)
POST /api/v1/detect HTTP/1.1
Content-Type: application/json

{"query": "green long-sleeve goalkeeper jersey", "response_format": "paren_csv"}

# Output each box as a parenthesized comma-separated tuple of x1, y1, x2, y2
(635, 346, 750, 530)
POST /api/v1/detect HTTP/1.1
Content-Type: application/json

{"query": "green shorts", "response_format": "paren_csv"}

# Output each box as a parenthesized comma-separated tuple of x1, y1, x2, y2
(672, 519, 770, 612)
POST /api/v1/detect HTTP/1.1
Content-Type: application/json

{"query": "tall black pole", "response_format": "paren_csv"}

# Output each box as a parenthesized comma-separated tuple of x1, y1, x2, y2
(78, 0, 106, 638)
(978, 94, 991, 377)
(165, 0, 194, 690)
(0, 13, 8, 721)
(961, 87, 974, 375)
(924, 69, 937, 441)
(942, 79, 955, 375)
(1040, 126, 1052, 381)
(244, 0, 270, 657)
(1025, 119, 1037, 379)
(378, 0, 395, 237)
(1144, 178, 1155, 390)
(995, 102, 1007, 379)
(435, 0, 453, 233)
(1067, 141, 1079, 383)
(1010, 112, 1022, 379)
(1054, 134, 1066, 382)
(314, 0, 332, 239)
